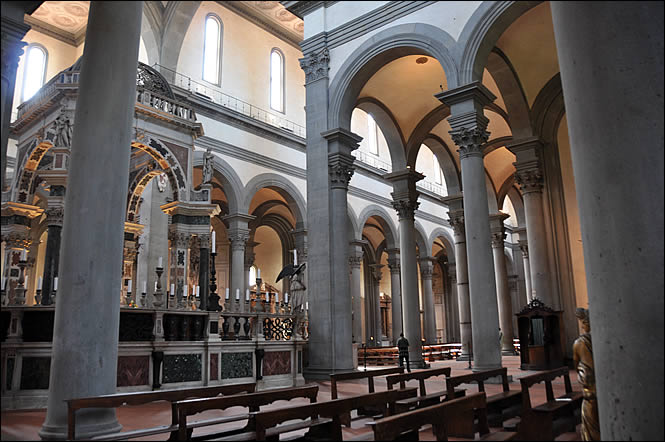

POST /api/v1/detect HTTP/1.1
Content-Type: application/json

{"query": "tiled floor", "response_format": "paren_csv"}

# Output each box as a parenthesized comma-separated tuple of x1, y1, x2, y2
(1, 356, 582, 441)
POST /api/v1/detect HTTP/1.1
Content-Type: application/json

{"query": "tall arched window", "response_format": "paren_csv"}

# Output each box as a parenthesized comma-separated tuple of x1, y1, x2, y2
(203, 15, 222, 85)
(270, 48, 284, 113)
(22, 45, 47, 102)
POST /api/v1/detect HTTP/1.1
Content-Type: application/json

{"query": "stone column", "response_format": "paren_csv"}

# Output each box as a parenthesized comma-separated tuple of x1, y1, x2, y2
(443, 195, 472, 360)
(447, 267, 460, 342)
(168, 229, 190, 307)
(490, 213, 516, 355)
(518, 239, 532, 302)
(386, 249, 402, 344)
(437, 84, 501, 371)
(1, 13, 30, 190)
(41, 194, 64, 306)
(321, 128, 361, 369)
(384, 169, 425, 368)
(551, 3, 663, 439)
(349, 241, 363, 343)
(244, 244, 256, 290)
(198, 233, 210, 311)
(419, 257, 437, 344)
(369, 264, 384, 344)
(508, 139, 552, 306)
(39, 3, 143, 439)
(224, 214, 254, 303)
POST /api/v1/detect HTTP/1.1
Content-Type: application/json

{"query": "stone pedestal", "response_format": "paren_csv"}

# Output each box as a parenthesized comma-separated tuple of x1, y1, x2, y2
(551, 3, 663, 439)
(39, 3, 143, 439)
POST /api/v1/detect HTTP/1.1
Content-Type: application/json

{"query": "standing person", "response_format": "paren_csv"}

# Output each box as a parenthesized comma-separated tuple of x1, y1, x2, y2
(397, 333, 411, 372)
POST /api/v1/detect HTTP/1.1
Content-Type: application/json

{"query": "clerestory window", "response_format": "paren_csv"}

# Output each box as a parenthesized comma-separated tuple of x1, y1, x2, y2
(203, 15, 222, 85)
(22, 45, 47, 102)
(270, 48, 284, 113)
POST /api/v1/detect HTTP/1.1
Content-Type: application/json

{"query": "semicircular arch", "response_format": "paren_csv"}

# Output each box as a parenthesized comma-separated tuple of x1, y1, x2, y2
(242, 173, 307, 228)
(356, 205, 398, 250)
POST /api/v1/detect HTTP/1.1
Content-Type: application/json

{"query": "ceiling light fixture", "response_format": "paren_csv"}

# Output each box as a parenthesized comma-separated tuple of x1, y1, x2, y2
(416, 57, 428, 64)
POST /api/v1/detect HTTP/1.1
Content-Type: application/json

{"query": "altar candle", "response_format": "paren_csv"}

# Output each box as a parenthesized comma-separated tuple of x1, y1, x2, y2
(21, 249, 27, 261)
(155, 281, 158, 291)
(38, 277, 43, 290)
(285, 292, 289, 304)
(211, 231, 216, 253)
(184, 284, 188, 298)
(54, 277, 58, 291)
(127, 280, 132, 293)
(170, 284, 175, 295)
(257, 268, 261, 279)
(305, 301, 308, 310)
(225, 287, 230, 300)
(275, 292, 279, 303)
(158, 256, 163, 268)
(143, 281, 147, 294)
(293, 249, 297, 266)
(246, 289, 250, 301)
(266, 292, 269, 302)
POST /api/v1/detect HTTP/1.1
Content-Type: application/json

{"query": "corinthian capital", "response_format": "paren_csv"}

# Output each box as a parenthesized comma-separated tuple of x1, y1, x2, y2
(448, 209, 465, 237)
(391, 198, 419, 221)
(328, 155, 355, 190)
(228, 230, 250, 251)
(450, 126, 490, 159)
(491, 231, 506, 248)
(46, 207, 64, 227)
(518, 239, 529, 258)
(299, 47, 330, 84)
(514, 166, 544, 194)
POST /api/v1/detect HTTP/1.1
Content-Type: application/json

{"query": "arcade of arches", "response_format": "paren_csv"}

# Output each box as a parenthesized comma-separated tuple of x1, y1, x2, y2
(0, 1, 662, 440)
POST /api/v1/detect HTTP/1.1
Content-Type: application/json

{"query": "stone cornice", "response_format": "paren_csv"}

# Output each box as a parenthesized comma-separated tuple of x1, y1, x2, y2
(1, 201, 43, 219)
(219, 1, 302, 49)
(435, 81, 496, 110)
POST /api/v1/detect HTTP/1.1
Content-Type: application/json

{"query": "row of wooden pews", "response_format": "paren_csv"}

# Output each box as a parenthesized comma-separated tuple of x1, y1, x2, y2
(65, 365, 580, 441)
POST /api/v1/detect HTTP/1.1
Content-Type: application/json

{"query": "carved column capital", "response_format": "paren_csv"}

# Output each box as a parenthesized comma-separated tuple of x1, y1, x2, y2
(169, 231, 191, 249)
(370, 264, 384, 281)
(514, 165, 544, 194)
(299, 47, 329, 84)
(491, 231, 506, 248)
(450, 126, 490, 159)
(391, 198, 419, 221)
(1, 232, 31, 249)
(328, 154, 355, 190)
(518, 239, 529, 258)
(245, 252, 255, 269)
(1, 17, 30, 79)
(448, 209, 465, 237)
(387, 255, 401, 274)
(228, 230, 250, 251)
(419, 257, 435, 280)
(198, 233, 211, 249)
(45, 207, 65, 227)
(348, 254, 362, 269)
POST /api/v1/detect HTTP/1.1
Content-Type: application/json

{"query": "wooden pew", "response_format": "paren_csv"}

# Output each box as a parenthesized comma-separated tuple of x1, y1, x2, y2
(249, 387, 419, 441)
(65, 382, 256, 441)
(386, 367, 463, 412)
(368, 392, 517, 441)
(175, 384, 319, 441)
(445, 367, 522, 427)
(515, 367, 582, 440)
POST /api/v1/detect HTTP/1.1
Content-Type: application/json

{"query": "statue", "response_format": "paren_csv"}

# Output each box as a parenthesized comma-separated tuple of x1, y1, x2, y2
(202, 148, 214, 184)
(157, 173, 168, 193)
(289, 264, 307, 338)
(573, 308, 600, 441)
(53, 110, 73, 148)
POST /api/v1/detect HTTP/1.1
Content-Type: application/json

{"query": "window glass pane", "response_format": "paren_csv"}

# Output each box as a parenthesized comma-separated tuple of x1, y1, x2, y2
(367, 114, 378, 155)
(203, 17, 219, 84)
(270, 51, 283, 112)
(23, 47, 46, 101)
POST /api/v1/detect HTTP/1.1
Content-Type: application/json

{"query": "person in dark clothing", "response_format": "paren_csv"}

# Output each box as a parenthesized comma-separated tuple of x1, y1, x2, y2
(397, 333, 411, 372)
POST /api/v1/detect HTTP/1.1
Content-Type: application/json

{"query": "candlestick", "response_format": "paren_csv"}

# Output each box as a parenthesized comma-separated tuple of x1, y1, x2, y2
(305, 301, 308, 310)
(266, 292, 269, 302)
(235, 288, 240, 300)
(158, 256, 163, 268)
(153, 267, 164, 308)
(21, 249, 27, 261)
(127, 279, 132, 293)
(170, 284, 175, 295)
(245, 288, 250, 301)
(143, 281, 147, 294)
(38, 276, 43, 290)
(285, 292, 289, 304)
(275, 292, 279, 303)
(54, 277, 58, 291)
(225, 287, 230, 300)
(208, 250, 221, 311)
(196, 286, 200, 297)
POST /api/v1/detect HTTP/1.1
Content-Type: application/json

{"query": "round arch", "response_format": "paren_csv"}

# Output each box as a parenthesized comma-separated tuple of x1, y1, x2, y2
(13, 138, 54, 203)
(329, 23, 458, 131)
(356, 205, 398, 250)
(355, 97, 406, 170)
(413, 220, 428, 256)
(348, 205, 361, 242)
(408, 134, 461, 195)
(192, 151, 243, 215)
(427, 227, 456, 263)
(241, 173, 307, 228)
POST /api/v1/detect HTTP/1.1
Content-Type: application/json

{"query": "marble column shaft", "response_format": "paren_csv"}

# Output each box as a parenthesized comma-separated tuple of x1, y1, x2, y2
(41, 203, 64, 306)
(518, 239, 532, 302)
(370, 264, 384, 343)
(490, 213, 515, 355)
(386, 250, 402, 344)
(225, 214, 253, 301)
(349, 244, 363, 343)
(385, 169, 425, 368)
(39, 3, 143, 439)
(551, 3, 663, 439)
(419, 257, 437, 344)
(438, 84, 501, 371)
(198, 233, 210, 311)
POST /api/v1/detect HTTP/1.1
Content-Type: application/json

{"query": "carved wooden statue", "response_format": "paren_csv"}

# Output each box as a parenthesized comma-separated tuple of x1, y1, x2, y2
(573, 307, 600, 440)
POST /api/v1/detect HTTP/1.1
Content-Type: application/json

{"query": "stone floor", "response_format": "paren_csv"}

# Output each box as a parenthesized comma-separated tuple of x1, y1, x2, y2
(1, 356, 582, 440)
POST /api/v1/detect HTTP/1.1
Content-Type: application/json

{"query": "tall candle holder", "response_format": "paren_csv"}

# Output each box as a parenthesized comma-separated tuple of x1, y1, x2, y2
(153, 266, 164, 308)
(13, 259, 28, 305)
(208, 251, 221, 311)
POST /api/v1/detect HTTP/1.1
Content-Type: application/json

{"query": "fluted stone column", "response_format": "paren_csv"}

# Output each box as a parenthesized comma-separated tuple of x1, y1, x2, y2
(419, 257, 437, 344)
(384, 169, 425, 368)
(386, 249, 402, 344)
(443, 195, 472, 360)
(39, 3, 143, 439)
(1, 12, 30, 191)
(437, 84, 501, 371)
(551, 3, 663, 439)
(224, 214, 254, 302)
(369, 264, 384, 344)
(41, 192, 64, 306)
(508, 139, 552, 306)
(490, 213, 516, 355)
(349, 242, 363, 343)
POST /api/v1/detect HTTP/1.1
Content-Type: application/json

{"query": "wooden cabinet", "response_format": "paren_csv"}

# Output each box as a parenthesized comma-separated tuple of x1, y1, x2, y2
(516, 298, 566, 370)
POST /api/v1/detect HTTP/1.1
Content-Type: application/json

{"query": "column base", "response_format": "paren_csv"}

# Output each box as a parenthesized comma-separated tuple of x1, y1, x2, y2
(472, 363, 503, 372)
(456, 353, 473, 362)
(501, 349, 518, 356)
(303, 366, 355, 381)
(39, 415, 121, 440)
(409, 359, 428, 370)
(481, 374, 513, 384)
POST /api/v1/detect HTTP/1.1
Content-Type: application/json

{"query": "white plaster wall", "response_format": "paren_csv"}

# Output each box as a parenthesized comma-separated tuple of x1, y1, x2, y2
(176, 2, 305, 127)
(326, 2, 483, 82)
(254, 225, 283, 290)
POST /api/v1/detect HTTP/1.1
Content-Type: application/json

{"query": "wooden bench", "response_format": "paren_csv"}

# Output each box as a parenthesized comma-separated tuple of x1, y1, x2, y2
(368, 392, 517, 441)
(175, 384, 319, 441)
(359, 347, 399, 366)
(514, 367, 582, 440)
(386, 367, 464, 412)
(445, 367, 522, 427)
(66, 382, 256, 441)
(249, 387, 419, 441)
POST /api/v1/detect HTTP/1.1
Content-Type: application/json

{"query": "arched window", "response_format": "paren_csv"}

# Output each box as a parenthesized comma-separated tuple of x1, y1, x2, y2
(22, 45, 47, 102)
(270, 48, 284, 112)
(203, 15, 222, 85)
(367, 113, 378, 155)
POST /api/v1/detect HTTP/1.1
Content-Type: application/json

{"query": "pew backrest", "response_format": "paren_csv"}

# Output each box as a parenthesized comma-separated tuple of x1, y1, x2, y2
(445, 367, 510, 397)
(386, 367, 451, 395)
(330, 367, 404, 399)
(518, 366, 572, 410)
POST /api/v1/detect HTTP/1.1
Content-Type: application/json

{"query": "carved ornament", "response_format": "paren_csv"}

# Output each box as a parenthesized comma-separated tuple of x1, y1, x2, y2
(46, 207, 64, 226)
(450, 126, 489, 159)
(299, 48, 329, 84)
(515, 167, 544, 194)
(329, 160, 354, 190)
(391, 198, 419, 221)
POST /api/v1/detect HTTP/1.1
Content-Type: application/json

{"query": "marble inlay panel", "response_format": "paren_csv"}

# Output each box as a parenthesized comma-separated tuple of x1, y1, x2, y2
(263, 351, 291, 376)
(20, 357, 50, 390)
(220, 352, 253, 379)
(210, 353, 218, 381)
(117, 355, 150, 387)
(163, 354, 202, 383)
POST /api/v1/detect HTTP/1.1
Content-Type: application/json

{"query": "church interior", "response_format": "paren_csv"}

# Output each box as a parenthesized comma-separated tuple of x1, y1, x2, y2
(1, 1, 662, 440)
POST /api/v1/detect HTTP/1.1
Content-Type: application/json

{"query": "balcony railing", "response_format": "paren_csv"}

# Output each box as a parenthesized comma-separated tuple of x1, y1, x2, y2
(153, 64, 306, 138)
